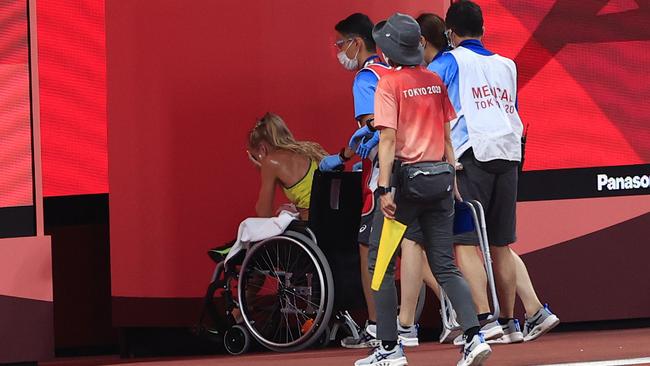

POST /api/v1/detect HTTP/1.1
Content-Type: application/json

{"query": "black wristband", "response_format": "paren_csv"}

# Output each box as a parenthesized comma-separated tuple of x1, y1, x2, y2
(339, 148, 351, 162)
(365, 118, 376, 132)
(376, 186, 391, 196)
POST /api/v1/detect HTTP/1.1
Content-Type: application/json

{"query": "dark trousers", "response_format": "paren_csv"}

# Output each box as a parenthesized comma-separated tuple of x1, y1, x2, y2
(368, 189, 480, 341)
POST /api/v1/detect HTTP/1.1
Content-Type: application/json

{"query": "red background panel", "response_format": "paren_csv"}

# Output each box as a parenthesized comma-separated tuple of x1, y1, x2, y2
(106, 0, 448, 299)
(0, 0, 32, 208)
(37, 0, 107, 197)
(482, 0, 650, 171)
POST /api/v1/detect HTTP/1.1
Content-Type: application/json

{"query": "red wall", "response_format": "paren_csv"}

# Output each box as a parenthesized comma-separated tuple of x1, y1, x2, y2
(106, 0, 447, 306)
(0, 0, 33, 208)
(107, 0, 650, 327)
(37, 0, 107, 197)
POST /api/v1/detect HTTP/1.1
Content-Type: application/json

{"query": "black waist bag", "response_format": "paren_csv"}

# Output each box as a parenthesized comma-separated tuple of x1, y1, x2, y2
(398, 161, 454, 203)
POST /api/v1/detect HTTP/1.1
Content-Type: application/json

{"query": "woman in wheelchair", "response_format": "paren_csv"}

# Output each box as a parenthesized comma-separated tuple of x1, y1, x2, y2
(247, 112, 327, 220)
(203, 113, 336, 354)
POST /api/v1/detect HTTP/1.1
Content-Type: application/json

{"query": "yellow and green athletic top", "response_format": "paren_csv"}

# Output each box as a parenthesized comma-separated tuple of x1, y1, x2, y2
(282, 160, 317, 210)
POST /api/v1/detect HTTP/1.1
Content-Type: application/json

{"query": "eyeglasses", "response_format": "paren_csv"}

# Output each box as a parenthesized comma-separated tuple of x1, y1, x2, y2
(334, 38, 353, 50)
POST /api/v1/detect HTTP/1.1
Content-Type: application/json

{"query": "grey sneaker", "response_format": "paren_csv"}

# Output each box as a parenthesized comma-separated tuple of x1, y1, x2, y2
(341, 321, 381, 349)
(453, 320, 503, 346)
(523, 304, 560, 342)
(366, 318, 419, 347)
(457, 333, 492, 366)
(354, 343, 408, 366)
(488, 319, 524, 344)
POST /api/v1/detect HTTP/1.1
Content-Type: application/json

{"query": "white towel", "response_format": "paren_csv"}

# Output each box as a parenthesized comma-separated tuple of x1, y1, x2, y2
(225, 210, 299, 264)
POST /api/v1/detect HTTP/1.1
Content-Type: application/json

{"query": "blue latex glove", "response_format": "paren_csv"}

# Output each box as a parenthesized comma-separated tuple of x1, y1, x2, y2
(356, 131, 379, 159)
(319, 154, 344, 172)
(348, 125, 374, 149)
(352, 161, 363, 172)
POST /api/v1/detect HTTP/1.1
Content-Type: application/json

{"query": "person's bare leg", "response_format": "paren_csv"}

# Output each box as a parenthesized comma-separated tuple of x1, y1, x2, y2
(359, 244, 376, 322)
(399, 239, 424, 326)
(512, 249, 543, 316)
(491, 245, 516, 318)
(455, 244, 490, 314)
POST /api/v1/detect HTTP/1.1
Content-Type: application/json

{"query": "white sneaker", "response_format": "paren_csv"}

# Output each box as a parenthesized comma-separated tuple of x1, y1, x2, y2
(457, 333, 492, 366)
(487, 319, 524, 344)
(397, 321, 418, 347)
(354, 343, 408, 366)
(453, 321, 503, 346)
(366, 319, 419, 347)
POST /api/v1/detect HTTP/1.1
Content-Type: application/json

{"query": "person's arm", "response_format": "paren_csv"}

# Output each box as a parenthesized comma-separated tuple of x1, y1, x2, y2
(443, 123, 455, 165)
(440, 85, 462, 201)
(444, 123, 461, 201)
(373, 78, 398, 219)
(378, 128, 396, 219)
(353, 71, 378, 124)
(441, 84, 457, 166)
(255, 161, 277, 217)
(347, 71, 380, 159)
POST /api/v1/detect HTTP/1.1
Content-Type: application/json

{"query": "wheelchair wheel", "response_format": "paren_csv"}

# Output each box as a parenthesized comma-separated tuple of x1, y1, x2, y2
(224, 325, 251, 355)
(238, 235, 334, 352)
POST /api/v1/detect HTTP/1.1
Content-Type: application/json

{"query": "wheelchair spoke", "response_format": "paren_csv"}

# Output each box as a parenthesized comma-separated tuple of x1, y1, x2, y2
(286, 242, 292, 274)
(261, 249, 282, 283)
(293, 295, 303, 334)
(287, 290, 322, 310)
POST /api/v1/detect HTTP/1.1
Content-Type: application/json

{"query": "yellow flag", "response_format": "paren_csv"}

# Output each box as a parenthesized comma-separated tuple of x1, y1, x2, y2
(371, 218, 407, 291)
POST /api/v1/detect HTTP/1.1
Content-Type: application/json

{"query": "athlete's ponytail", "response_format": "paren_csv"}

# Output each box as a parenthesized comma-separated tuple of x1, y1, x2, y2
(248, 113, 327, 162)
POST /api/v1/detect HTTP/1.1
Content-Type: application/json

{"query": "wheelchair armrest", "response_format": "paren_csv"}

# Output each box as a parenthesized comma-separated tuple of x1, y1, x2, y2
(286, 220, 310, 235)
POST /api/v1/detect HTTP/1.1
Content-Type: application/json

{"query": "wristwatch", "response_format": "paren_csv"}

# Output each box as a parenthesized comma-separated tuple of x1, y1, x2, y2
(376, 186, 391, 196)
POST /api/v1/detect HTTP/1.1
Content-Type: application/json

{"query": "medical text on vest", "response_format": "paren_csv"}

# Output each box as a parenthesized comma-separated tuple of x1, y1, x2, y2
(471, 84, 516, 114)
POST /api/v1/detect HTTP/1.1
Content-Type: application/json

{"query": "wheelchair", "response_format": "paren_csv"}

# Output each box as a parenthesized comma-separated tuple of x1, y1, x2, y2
(198, 170, 368, 355)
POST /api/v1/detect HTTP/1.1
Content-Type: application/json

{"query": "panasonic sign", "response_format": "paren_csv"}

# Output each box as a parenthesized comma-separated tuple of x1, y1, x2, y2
(597, 173, 650, 191)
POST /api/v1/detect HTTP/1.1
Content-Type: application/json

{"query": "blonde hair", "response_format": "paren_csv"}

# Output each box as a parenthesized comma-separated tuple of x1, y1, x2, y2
(248, 112, 327, 162)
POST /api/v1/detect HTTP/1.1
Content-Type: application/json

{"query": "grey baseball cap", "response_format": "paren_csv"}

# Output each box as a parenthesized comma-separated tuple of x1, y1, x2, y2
(372, 13, 423, 66)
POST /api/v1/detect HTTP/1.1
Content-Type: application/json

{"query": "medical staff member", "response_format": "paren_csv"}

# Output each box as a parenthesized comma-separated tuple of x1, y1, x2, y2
(355, 13, 491, 366)
(319, 13, 392, 349)
(428, 1, 559, 345)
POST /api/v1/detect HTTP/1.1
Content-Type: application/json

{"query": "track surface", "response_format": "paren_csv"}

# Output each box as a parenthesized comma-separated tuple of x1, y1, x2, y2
(43, 328, 650, 366)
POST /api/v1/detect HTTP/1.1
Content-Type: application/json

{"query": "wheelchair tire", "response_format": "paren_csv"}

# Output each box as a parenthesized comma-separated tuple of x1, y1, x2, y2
(238, 234, 334, 353)
(224, 325, 251, 355)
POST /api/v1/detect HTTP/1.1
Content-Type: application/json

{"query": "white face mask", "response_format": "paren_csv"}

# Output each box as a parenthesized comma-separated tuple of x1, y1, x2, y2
(338, 41, 359, 71)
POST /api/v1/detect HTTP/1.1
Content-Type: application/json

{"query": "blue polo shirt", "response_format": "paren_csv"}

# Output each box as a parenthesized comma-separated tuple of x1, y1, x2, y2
(427, 40, 497, 156)
(352, 55, 383, 120)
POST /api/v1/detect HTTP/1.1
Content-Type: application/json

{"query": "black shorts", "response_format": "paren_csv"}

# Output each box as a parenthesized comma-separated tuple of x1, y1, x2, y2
(358, 191, 380, 246)
(453, 149, 518, 247)
(403, 221, 425, 244)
